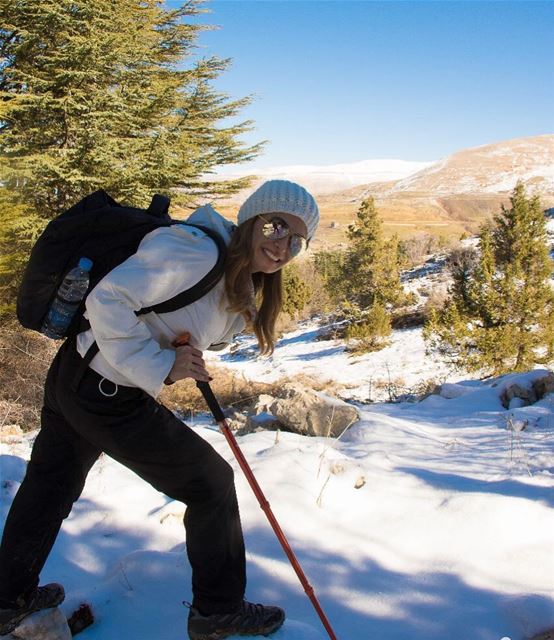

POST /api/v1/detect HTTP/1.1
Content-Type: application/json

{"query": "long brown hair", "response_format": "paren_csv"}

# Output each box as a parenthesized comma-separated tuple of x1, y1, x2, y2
(224, 218, 283, 354)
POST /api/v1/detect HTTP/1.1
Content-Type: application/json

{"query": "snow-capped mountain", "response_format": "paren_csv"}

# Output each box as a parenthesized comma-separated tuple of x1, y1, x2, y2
(214, 135, 554, 200)
(388, 134, 554, 196)
(211, 159, 433, 198)
(206, 136, 554, 243)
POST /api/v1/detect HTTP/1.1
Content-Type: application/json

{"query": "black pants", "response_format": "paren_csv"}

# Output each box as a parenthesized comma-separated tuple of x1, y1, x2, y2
(0, 338, 246, 614)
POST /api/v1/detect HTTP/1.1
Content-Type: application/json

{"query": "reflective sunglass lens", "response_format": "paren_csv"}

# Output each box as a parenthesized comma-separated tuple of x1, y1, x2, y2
(261, 222, 273, 237)
(259, 215, 307, 257)
(261, 221, 287, 239)
(289, 235, 307, 257)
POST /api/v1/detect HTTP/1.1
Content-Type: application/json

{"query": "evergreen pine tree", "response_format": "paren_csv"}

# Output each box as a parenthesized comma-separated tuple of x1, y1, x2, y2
(424, 183, 554, 374)
(0, 0, 262, 313)
(314, 197, 408, 353)
(0, 185, 42, 315)
(343, 197, 406, 309)
(312, 249, 346, 305)
(1, 0, 261, 213)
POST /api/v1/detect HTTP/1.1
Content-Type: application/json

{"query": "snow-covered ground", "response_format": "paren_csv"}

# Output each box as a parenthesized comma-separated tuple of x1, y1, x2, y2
(216, 321, 457, 403)
(1, 323, 553, 640)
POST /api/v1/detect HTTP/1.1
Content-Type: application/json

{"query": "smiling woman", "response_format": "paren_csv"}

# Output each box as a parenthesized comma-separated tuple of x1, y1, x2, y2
(224, 179, 319, 354)
(0, 178, 319, 640)
(250, 213, 307, 273)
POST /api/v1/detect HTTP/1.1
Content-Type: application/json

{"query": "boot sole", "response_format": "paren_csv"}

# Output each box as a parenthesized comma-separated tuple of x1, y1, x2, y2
(189, 616, 284, 640)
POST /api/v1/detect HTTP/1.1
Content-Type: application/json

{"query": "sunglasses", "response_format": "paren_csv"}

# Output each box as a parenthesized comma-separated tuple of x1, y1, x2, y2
(258, 215, 308, 258)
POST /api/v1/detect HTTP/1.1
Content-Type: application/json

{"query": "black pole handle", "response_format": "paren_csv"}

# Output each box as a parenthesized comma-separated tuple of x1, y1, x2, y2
(196, 380, 226, 422)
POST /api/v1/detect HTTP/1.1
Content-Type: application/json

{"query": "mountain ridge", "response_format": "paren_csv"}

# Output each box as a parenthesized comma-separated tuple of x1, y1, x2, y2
(389, 134, 554, 196)
(208, 135, 554, 247)
(214, 134, 554, 199)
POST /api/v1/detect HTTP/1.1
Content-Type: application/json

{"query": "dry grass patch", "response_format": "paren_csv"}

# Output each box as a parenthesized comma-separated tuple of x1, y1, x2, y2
(160, 363, 343, 419)
(0, 321, 344, 432)
(0, 320, 57, 431)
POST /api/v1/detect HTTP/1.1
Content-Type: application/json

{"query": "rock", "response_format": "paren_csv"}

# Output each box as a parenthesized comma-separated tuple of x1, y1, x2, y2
(499, 372, 554, 409)
(508, 396, 527, 410)
(227, 408, 247, 422)
(225, 409, 247, 431)
(252, 394, 275, 415)
(7, 607, 71, 640)
(500, 383, 537, 409)
(238, 411, 282, 436)
(269, 383, 359, 437)
(439, 383, 473, 399)
(66, 603, 94, 636)
(532, 372, 554, 400)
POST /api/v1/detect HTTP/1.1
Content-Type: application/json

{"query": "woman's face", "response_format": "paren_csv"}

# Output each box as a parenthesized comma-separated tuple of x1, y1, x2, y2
(249, 212, 308, 274)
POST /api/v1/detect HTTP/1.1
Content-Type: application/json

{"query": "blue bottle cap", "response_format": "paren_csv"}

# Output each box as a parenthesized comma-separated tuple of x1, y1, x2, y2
(78, 257, 93, 271)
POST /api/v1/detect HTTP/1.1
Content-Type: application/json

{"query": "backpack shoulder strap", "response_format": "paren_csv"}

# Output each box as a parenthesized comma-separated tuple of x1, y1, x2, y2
(147, 194, 171, 219)
(136, 223, 227, 316)
(76, 223, 229, 379)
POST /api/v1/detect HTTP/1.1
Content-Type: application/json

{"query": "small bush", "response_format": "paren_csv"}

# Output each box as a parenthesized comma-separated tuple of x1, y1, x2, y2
(400, 233, 436, 267)
(288, 256, 332, 318)
(344, 302, 392, 353)
(282, 262, 312, 319)
(423, 287, 450, 316)
(312, 249, 346, 306)
(276, 257, 333, 335)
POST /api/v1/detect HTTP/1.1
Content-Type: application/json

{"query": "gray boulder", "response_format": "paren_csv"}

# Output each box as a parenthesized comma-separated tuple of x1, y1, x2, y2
(500, 383, 537, 409)
(532, 372, 554, 400)
(500, 372, 554, 409)
(268, 383, 359, 437)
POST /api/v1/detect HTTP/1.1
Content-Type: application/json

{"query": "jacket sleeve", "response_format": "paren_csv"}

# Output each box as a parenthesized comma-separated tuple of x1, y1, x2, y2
(84, 225, 219, 396)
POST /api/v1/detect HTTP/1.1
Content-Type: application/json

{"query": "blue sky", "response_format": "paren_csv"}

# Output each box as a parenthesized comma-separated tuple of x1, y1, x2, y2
(179, 1, 554, 168)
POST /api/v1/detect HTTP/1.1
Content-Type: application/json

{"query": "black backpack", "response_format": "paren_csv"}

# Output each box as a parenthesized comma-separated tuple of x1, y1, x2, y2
(17, 189, 227, 338)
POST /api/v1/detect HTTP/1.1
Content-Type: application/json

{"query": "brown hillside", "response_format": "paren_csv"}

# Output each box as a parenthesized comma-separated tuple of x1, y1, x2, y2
(183, 135, 554, 249)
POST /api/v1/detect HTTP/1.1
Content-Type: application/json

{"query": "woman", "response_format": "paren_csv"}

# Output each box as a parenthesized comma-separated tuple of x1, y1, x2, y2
(0, 180, 319, 640)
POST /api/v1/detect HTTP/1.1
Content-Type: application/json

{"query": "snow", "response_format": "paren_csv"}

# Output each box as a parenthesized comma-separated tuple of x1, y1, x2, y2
(217, 324, 456, 403)
(390, 135, 554, 196)
(209, 159, 434, 196)
(480, 164, 554, 194)
(1, 327, 554, 640)
(206, 136, 554, 201)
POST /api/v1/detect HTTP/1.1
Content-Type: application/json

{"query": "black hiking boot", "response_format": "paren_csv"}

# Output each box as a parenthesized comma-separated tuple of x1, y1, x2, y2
(188, 600, 285, 640)
(0, 583, 65, 635)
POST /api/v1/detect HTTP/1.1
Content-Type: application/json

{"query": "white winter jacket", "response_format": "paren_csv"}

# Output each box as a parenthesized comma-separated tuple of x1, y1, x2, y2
(76, 205, 245, 398)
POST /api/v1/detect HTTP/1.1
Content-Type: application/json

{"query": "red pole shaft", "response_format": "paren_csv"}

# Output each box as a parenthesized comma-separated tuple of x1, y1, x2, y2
(218, 419, 338, 640)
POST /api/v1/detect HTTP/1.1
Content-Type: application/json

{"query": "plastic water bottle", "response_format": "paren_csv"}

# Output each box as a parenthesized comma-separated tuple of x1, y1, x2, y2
(41, 257, 93, 339)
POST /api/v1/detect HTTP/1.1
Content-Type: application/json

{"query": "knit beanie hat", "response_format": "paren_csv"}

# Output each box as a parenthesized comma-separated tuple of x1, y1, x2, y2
(237, 179, 319, 240)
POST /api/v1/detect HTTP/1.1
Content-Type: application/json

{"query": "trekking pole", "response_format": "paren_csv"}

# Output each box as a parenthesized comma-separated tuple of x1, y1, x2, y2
(196, 379, 339, 640)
